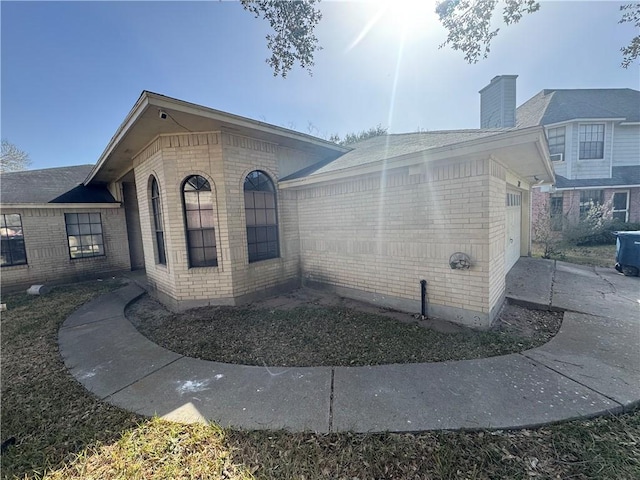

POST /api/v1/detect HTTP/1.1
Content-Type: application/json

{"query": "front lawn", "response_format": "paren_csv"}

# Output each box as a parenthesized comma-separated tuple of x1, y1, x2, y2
(2, 280, 639, 479)
(532, 242, 616, 268)
(126, 294, 562, 367)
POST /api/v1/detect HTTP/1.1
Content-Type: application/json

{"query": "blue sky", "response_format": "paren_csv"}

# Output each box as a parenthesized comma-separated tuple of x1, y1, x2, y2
(2, 1, 638, 170)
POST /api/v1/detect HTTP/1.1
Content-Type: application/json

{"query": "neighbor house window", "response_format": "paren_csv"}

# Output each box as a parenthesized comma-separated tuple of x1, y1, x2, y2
(550, 195, 564, 231)
(150, 177, 167, 265)
(579, 190, 604, 219)
(182, 175, 217, 267)
(65, 213, 105, 259)
(1, 214, 27, 266)
(579, 124, 605, 159)
(244, 170, 279, 263)
(547, 127, 566, 160)
(612, 191, 629, 222)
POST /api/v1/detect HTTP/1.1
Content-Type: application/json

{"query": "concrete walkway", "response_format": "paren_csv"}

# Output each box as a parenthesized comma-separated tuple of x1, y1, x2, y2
(58, 258, 640, 432)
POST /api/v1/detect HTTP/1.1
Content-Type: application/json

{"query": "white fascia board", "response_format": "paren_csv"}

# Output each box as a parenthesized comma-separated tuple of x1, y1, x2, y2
(619, 122, 640, 125)
(0, 203, 122, 210)
(555, 184, 640, 191)
(543, 118, 627, 128)
(573, 118, 626, 123)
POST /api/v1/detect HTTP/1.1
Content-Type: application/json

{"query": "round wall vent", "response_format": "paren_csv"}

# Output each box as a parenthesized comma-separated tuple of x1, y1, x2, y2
(449, 252, 471, 270)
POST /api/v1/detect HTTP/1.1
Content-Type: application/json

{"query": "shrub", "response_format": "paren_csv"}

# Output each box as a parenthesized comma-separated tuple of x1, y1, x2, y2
(564, 200, 640, 246)
(532, 197, 563, 258)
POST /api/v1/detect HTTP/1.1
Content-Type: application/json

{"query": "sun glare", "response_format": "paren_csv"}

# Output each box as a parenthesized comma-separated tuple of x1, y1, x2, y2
(382, 0, 440, 36)
(347, 0, 440, 51)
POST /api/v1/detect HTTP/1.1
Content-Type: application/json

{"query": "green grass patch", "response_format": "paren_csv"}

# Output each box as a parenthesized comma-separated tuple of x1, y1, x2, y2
(532, 242, 616, 268)
(127, 299, 561, 367)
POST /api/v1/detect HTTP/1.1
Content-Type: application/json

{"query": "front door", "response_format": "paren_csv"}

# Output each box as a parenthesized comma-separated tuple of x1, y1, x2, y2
(123, 181, 145, 270)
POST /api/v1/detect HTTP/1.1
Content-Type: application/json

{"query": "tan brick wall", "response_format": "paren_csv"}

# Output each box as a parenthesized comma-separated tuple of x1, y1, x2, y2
(487, 161, 507, 319)
(293, 158, 497, 327)
(128, 131, 322, 309)
(0, 206, 130, 290)
(125, 131, 530, 326)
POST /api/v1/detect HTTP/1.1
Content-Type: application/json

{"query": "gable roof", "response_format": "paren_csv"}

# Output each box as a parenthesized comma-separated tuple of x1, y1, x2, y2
(282, 129, 514, 180)
(87, 91, 349, 184)
(516, 88, 640, 127)
(0, 165, 116, 205)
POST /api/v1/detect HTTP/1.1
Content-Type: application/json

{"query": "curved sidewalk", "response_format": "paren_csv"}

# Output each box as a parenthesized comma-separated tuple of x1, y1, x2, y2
(58, 258, 640, 433)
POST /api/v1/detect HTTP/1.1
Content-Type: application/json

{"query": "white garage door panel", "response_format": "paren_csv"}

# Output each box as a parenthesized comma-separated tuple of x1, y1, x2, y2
(505, 190, 522, 273)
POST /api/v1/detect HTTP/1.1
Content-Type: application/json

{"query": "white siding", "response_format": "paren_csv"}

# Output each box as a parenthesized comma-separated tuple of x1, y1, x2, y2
(569, 121, 612, 179)
(546, 123, 571, 178)
(613, 125, 640, 167)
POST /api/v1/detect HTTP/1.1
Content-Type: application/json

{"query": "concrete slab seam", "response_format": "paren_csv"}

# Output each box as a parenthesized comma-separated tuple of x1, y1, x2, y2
(101, 355, 185, 401)
(519, 352, 626, 410)
(549, 260, 556, 308)
(328, 368, 335, 433)
(60, 314, 122, 330)
(593, 267, 617, 295)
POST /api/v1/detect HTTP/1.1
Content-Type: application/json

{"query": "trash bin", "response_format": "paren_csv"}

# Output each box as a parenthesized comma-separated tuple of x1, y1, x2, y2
(614, 231, 640, 276)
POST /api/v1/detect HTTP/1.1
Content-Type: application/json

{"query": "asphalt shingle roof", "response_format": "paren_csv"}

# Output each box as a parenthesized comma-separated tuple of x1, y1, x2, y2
(556, 166, 640, 189)
(282, 130, 514, 180)
(516, 88, 640, 127)
(0, 165, 116, 204)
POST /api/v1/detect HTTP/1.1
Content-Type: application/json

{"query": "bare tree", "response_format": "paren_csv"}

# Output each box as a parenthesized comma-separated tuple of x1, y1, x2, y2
(1, 140, 31, 173)
(330, 125, 388, 146)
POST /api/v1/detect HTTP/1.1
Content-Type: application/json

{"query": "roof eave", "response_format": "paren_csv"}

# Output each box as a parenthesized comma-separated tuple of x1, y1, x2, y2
(84, 92, 151, 185)
(85, 91, 350, 185)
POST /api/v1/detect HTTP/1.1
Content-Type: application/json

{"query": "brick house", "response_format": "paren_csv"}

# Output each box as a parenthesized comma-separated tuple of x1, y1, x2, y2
(481, 76, 640, 232)
(0, 91, 553, 328)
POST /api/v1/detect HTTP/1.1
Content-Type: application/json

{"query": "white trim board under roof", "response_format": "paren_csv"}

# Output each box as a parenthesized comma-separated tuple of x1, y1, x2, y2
(86, 91, 350, 184)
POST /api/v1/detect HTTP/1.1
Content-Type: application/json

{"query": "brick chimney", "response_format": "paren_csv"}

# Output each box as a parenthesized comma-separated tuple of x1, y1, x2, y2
(479, 75, 518, 128)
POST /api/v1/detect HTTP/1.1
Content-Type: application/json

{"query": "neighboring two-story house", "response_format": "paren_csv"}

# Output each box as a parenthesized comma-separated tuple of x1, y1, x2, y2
(480, 76, 640, 233)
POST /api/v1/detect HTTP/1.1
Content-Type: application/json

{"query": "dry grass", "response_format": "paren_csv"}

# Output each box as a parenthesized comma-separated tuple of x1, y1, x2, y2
(0, 280, 141, 479)
(2, 280, 639, 480)
(126, 297, 562, 367)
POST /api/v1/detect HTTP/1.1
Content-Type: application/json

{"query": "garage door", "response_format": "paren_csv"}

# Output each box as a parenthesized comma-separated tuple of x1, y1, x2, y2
(505, 189, 522, 272)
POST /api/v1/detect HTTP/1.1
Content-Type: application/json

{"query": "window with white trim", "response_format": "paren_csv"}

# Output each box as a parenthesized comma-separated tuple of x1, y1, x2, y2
(1, 214, 27, 266)
(547, 127, 565, 160)
(612, 191, 629, 222)
(579, 124, 605, 159)
(550, 195, 564, 231)
(579, 190, 604, 219)
(65, 213, 105, 259)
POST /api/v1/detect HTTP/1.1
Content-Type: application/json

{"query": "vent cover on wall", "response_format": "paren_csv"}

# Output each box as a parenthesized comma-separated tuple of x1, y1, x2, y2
(449, 252, 471, 270)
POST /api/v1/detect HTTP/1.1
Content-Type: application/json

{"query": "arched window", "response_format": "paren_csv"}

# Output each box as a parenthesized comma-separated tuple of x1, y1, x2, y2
(244, 170, 279, 262)
(150, 177, 166, 265)
(182, 175, 217, 267)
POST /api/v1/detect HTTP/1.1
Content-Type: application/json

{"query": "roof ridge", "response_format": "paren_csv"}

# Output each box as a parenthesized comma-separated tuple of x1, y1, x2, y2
(0, 164, 94, 175)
